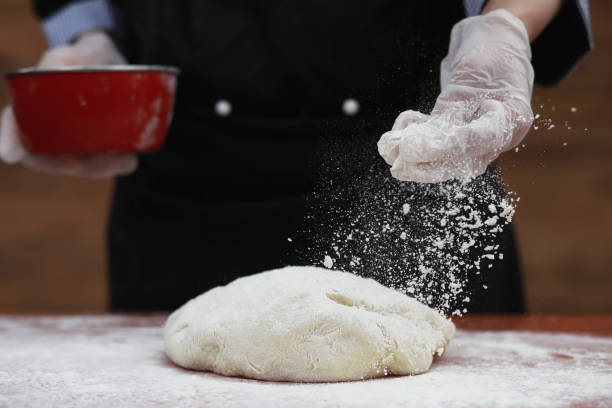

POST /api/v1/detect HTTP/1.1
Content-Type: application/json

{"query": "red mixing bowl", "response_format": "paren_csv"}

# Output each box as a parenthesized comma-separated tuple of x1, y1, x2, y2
(4, 65, 179, 154)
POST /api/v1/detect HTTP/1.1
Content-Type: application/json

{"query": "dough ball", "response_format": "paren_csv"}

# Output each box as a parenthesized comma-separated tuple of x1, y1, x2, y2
(164, 266, 455, 382)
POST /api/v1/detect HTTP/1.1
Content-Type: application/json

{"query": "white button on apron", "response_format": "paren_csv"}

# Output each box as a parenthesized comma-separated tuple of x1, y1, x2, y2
(215, 99, 232, 117)
(342, 98, 360, 116)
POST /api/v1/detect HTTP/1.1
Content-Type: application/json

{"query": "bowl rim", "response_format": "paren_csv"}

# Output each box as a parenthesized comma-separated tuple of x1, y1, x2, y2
(4, 65, 180, 77)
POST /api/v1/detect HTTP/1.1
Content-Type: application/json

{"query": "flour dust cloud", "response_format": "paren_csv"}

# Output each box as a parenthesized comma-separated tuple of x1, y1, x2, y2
(300, 151, 517, 315)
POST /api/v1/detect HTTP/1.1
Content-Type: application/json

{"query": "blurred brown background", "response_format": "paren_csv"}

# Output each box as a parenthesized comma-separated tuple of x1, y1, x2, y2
(0, 0, 610, 313)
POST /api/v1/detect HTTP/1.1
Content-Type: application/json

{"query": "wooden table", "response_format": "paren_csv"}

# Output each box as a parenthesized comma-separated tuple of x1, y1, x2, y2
(454, 315, 612, 335)
(1, 314, 610, 407)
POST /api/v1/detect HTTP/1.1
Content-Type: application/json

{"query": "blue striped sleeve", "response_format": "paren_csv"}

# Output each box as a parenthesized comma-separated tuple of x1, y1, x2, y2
(463, 0, 487, 17)
(42, 0, 118, 47)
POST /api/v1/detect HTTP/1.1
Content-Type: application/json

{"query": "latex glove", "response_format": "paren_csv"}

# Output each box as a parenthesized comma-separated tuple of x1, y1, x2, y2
(378, 9, 534, 183)
(0, 32, 137, 178)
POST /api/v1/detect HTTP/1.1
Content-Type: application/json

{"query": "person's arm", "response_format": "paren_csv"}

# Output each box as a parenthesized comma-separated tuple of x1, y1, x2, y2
(466, 0, 593, 86)
(481, 0, 563, 41)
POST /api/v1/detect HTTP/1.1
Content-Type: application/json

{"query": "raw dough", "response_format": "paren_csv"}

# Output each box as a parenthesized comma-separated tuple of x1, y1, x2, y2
(164, 266, 455, 382)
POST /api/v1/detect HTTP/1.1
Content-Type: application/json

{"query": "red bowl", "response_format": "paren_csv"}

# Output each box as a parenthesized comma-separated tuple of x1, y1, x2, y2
(4, 65, 179, 154)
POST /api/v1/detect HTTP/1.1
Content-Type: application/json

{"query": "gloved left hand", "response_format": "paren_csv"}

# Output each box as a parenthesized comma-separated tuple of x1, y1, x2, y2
(0, 31, 137, 178)
(378, 9, 534, 183)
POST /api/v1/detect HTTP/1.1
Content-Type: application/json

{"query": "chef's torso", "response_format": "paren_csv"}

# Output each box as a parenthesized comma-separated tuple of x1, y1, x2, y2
(105, 1, 527, 315)
(114, 0, 464, 198)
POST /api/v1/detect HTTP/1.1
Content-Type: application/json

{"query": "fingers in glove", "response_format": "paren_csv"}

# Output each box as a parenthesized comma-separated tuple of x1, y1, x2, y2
(397, 99, 509, 163)
(39, 32, 126, 68)
(75, 32, 127, 65)
(391, 110, 429, 131)
(0, 106, 27, 164)
(23, 153, 138, 179)
(390, 154, 492, 184)
(500, 98, 534, 152)
(39, 46, 90, 67)
(378, 110, 429, 165)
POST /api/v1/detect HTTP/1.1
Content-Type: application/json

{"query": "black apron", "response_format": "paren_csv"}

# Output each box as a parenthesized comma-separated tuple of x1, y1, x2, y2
(108, 0, 525, 313)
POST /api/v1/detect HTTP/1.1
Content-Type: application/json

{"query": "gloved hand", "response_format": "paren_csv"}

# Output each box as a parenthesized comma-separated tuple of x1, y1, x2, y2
(0, 31, 138, 178)
(378, 9, 534, 183)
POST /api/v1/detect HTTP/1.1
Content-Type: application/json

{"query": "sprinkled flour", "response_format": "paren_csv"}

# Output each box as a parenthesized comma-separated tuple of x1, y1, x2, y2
(1, 316, 610, 408)
(302, 161, 518, 315)
(323, 255, 334, 269)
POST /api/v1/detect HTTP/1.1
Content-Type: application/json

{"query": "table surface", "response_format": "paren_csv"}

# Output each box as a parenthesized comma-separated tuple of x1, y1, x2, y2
(1, 314, 611, 408)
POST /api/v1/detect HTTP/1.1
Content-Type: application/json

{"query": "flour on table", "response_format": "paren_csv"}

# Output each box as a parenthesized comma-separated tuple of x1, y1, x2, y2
(164, 266, 455, 382)
(2, 316, 611, 408)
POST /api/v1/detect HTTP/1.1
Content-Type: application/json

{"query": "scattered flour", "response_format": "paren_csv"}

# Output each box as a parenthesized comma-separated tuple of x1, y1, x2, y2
(1, 316, 610, 408)
(484, 216, 498, 226)
(304, 165, 518, 315)
(529, 104, 578, 150)
(135, 115, 160, 150)
(323, 255, 334, 269)
(460, 238, 476, 253)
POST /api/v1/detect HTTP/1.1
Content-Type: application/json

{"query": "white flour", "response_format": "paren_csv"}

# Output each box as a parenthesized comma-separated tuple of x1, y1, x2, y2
(323, 255, 334, 269)
(1, 316, 610, 408)
(305, 165, 518, 315)
(300, 100, 579, 316)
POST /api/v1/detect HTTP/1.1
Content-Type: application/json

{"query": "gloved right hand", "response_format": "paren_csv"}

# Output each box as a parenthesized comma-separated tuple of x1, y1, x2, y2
(378, 9, 534, 183)
(0, 31, 138, 178)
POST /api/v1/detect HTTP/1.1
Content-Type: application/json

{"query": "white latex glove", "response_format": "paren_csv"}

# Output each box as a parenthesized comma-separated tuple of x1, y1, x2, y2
(378, 9, 534, 183)
(0, 31, 137, 178)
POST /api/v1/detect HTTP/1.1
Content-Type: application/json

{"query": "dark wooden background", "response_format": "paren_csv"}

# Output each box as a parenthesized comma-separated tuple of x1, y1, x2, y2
(0, 0, 610, 313)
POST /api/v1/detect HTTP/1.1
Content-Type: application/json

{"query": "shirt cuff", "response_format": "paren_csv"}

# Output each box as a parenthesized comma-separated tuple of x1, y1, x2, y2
(463, 0, 486, 17)
(42, 0, 118, 47)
